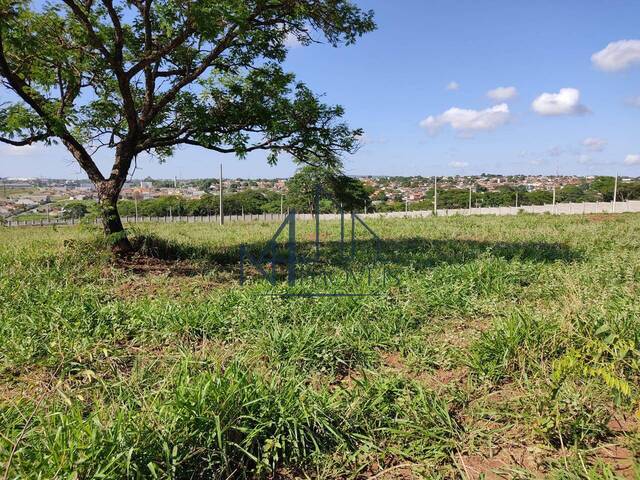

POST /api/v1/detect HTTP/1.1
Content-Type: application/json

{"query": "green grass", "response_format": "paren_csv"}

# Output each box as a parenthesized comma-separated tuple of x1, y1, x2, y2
(0, 213, 639, 478)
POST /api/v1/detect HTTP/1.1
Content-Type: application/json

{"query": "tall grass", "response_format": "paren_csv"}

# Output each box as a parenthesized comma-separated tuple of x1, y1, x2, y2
(1, 213, 639, 478)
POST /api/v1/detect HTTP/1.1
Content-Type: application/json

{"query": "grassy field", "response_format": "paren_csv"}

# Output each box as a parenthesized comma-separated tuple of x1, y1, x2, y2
(0, 213, 639, 479)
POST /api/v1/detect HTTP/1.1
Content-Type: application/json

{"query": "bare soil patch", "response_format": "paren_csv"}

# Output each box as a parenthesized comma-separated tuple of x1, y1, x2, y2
(115, 254, 205, 276)
(458, 445, 545, 479)
(586, 214, 615, 223)
(596, 444, 638, 479)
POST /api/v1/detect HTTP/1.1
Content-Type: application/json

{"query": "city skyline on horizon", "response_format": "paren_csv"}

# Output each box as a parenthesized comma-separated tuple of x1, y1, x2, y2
(3, 172, 637, 183)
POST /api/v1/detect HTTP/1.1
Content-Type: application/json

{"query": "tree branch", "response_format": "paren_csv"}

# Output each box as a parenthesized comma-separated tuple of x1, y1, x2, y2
(140, 0, 155, 119)
(0, 133, 50, 146)
(126, 25, 195, 79)
(143, 35, 239, 125)
(0, 33, 105, 183)
(63, 0, 138, 133)
(101, 0, 124, 55)
(60, 0, 111, 59)
(137, 132, 291, 155)
(102, 0, 139, 133)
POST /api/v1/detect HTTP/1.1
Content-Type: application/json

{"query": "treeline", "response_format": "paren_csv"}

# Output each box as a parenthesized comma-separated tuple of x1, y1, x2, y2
(378, 178, 640, 212)
(118, 166, 374, 216)
(115, 180, 640, 217)
(118, 190, 283, 217)
(66, 175, 640, 219)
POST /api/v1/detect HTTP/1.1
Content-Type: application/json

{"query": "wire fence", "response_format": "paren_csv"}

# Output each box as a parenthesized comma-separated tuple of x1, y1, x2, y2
(3, 200, 640, 227)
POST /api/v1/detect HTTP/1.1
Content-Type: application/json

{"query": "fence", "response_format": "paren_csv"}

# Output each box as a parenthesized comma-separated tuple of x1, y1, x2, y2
(3, 212, 290, 227)
(3, 200, 640, 227)
(371, 199, 640, 219)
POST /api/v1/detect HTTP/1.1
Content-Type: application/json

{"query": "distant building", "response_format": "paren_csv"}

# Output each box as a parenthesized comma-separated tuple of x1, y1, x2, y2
(15, 198, 38, 206)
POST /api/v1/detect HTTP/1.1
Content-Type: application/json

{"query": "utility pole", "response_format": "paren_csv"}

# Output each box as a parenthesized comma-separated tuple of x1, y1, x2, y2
(433, 176, 438, 215)
(612, 173, 618, 213)
(280, 194, 284, 216)
(405, 197, 408, 213)
(468, 185, 472, 214)
(515, 191, 519, 208)
(134, 194, 138, 222)
(314, 184, 320, 258)
(340, 203, 344, 255)
(219, 163, 224, 225)
(553, 164, 559, 215)
(174, 176, 177, 189)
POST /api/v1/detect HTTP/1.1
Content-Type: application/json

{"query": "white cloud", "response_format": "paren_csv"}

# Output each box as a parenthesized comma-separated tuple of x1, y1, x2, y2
(592, 40, 640, 72)
(419, 103, 510, 135)
(531, 88, 589, 116)
(582, 137, 607, 152)
(624, 154, 640, 165)
(486, 86, 517, 102)
(1, 144, 41, 157)
(625, 96, 640, 108)
(446, 81, 459, 91)
(449, 161, 469, 168)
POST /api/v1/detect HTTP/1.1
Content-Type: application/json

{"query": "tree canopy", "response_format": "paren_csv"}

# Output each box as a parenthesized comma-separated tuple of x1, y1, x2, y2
(286, 165, 372, 213)
(0, 0, 375, 249)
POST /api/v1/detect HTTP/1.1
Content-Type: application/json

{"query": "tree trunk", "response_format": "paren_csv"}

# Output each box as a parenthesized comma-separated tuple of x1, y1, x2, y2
(96, 180, 132, 254)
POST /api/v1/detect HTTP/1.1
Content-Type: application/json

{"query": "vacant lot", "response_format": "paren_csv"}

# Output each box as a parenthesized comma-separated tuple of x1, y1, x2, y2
(0, 213, 639, 479)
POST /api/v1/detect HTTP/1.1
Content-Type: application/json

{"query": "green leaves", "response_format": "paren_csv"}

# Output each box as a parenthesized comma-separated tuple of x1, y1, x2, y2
(285, 165, 372, 213)
(1, 0, 375, 173)
(0, 103, 47, 139)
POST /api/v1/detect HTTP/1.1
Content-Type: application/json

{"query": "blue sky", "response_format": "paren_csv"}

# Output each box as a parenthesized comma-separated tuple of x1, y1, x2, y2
(2, 0, 639, 179)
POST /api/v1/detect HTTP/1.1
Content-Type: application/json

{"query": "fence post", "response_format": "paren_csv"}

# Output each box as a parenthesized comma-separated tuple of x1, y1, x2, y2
(288, 210, 296, 285)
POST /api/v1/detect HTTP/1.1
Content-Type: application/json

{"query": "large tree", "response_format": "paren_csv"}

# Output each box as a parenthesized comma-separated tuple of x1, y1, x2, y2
(0, 0, 374, 251)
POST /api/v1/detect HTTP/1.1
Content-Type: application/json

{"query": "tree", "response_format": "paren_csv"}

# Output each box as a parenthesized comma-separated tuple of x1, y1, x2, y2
(0, 0, 375, 252)
(285, 165, 332, 213)
(194, 189, 278, 215)
(61, 201, 89, 219)
(286, 165, 371, 213)
(330, 173, 372, 211)
(589, 176, 615, 201)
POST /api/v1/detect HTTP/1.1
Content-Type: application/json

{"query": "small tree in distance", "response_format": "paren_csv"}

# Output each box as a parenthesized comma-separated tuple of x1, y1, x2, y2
(286, 165, 372, 213)
(0, 0, 375, 252)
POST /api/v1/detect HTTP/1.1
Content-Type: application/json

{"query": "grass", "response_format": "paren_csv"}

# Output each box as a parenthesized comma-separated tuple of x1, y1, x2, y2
(0, 213, 639, 478)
